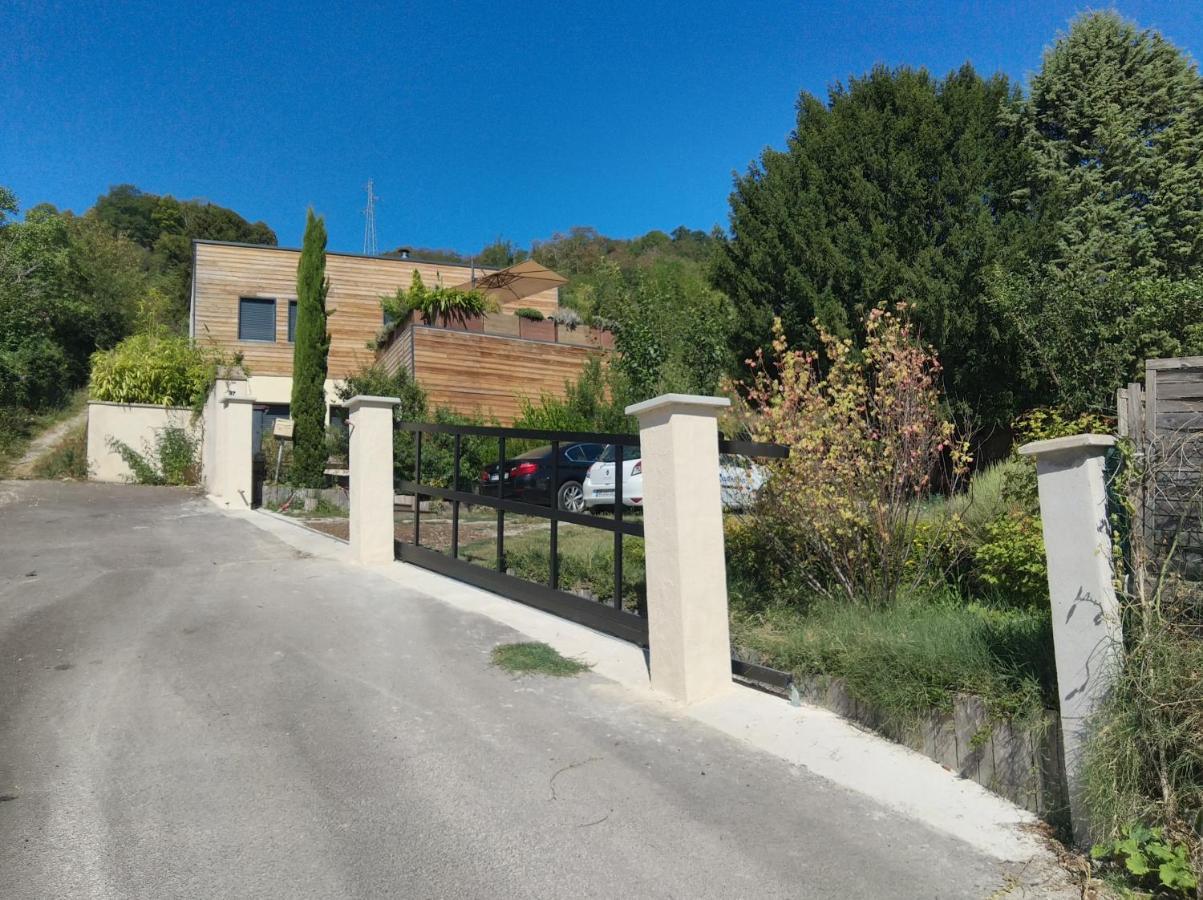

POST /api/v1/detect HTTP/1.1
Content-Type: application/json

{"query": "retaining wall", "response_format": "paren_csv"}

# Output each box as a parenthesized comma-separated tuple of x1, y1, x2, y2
(794, 675, 1067, 818)
(86, 401, 198, 483)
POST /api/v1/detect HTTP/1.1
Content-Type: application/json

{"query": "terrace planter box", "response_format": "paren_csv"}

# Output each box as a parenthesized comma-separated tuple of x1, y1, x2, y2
(435, 315, 484, 333)
(519, 317, 557, 342)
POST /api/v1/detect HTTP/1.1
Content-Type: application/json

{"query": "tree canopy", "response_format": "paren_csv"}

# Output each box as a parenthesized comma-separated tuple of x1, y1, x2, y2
(714, 63, 1038, 429)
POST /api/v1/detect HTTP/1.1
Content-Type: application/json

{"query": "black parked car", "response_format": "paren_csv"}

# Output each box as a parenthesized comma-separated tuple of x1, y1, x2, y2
(478, 442, 606, 512)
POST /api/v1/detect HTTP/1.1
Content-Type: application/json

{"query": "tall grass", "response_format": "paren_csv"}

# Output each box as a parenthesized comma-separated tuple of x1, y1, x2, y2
(731, 590, 1054, 729)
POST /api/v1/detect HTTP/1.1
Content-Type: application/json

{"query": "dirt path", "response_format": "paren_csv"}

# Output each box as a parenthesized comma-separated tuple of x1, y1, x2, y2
(9, 408, 87, 477)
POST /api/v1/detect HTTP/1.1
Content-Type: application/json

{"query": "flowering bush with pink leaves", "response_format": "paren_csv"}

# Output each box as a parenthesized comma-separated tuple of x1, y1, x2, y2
(740, 305, 970, 607)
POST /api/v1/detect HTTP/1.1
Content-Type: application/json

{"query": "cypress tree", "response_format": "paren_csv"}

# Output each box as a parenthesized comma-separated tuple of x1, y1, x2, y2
(290, 209, 331, 487)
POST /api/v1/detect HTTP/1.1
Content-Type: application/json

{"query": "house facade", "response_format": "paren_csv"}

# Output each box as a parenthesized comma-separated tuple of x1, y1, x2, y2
(189, 240, 607, 429)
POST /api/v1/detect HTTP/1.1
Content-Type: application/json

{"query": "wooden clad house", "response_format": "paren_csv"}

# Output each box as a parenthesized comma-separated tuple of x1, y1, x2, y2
(189, 240, 605, 430)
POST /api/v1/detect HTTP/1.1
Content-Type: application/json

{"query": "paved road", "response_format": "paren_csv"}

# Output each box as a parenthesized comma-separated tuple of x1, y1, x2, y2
(1, 482, 1018, 898)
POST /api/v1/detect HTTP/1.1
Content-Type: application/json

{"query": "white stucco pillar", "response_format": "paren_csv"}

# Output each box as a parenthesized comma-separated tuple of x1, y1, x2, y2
(1019, 433, 1122, 846)
(348, 395, 400, 565)
(626, 393, 733, 705)
(203, 368, 251, 495)
(215, 395, 256, 508)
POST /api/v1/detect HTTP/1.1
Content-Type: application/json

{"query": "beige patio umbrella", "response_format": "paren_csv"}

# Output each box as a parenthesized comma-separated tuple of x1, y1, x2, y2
(455, 259, 567, 304)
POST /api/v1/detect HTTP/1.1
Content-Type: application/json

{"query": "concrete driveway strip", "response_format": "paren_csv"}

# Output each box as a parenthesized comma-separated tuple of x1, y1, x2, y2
(0, 482, 1045, 898)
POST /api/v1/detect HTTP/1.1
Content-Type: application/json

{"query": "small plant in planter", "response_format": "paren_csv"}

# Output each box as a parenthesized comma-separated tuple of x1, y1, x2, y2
(517, 307, 556, 341)
(551, 308, 582, 330)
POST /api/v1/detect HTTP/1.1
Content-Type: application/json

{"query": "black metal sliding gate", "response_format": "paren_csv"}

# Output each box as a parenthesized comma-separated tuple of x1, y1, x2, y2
(393, 420, 793, 688)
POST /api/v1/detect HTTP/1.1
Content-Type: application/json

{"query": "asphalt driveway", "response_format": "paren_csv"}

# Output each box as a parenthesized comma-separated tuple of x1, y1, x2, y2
(0, 481, 1031, 898)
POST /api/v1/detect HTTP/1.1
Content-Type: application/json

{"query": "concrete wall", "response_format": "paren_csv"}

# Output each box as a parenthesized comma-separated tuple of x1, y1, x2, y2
(87, 401, 198, 483)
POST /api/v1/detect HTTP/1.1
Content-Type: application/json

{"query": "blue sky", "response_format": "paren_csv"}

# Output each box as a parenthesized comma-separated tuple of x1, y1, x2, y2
(4, 1, 1203, 254)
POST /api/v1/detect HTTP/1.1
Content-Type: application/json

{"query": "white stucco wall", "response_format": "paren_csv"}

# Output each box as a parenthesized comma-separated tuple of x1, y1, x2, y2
(87, 401, 199, 483)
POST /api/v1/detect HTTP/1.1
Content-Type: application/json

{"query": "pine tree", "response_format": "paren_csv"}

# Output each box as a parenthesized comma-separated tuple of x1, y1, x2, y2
(290, 209, 331, 487)
(1019, 11, 1203, 279)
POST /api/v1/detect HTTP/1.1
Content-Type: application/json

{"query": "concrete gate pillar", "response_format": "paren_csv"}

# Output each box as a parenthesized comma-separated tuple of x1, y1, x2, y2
(347, 395, 401, 565)
(1020, 433, 1122, 846)
(626, 394, 733, 705)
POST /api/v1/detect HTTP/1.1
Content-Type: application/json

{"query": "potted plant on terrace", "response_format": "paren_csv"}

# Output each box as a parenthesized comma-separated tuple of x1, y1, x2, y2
(516, 307, 556, 342)
(382, 271, 495, 334)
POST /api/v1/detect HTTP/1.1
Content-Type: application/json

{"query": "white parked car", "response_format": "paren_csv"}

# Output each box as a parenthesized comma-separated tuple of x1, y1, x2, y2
(583, 446, 768, 511)
(583, 444, 643, 509)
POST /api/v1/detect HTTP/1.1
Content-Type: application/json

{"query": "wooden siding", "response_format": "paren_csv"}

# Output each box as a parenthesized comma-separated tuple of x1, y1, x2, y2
(411, 327, 603, 423)
(191, 242, 559, 380)
(377, 324, 414, 379)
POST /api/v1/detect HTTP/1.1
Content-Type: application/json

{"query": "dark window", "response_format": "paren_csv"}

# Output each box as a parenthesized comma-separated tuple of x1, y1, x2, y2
(239, 297, 276, 342)
(287, 300, 297, 342)
(599, 444, 640, 463)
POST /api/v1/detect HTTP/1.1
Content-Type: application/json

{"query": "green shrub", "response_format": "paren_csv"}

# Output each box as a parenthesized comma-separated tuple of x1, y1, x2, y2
(724, 515, 809, 611)
(971, 514, 1048, 608)
(0, 337, 73, 410)
(109, 425, 199, 485)
(514, 307, 545, 321)
(1013, 407, 1115, 445)
(512, 356, 631, 434)
(1091, 824, 1198, 897)
(89, 334, 218, 408)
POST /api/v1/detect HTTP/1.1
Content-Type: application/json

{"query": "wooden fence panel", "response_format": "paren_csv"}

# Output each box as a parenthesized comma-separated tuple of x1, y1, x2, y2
(1118, 359, 1203, 579)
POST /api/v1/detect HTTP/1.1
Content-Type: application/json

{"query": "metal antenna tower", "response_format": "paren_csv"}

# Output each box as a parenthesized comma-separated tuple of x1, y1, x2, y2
(362, 179, 378, 255)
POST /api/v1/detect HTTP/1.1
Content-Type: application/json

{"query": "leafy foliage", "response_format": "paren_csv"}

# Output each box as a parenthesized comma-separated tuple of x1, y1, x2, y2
(92, 184, 276, 328)
(1014, 12, 1203, 282)
(741, 306, 969, 606)
(513, 307, 544, 321)
(970, 515, 1048, 608)
(609, 259, 735, 404)
(108, 425, 200, 485)
(290, 210, 331, 488)
(0, 201, 147, 409)
(381, 271, 494, 330)
(88, 333, 221, 408)
(512, 357, 631, 434)
(715, 64, 1037, 430)
(992, 271, 1203, 414)
(1091, 824, 1199, 897)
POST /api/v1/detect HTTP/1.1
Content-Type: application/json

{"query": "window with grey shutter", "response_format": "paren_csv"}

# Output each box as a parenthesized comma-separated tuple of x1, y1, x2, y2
(287, 301, 297, 342)
(239, 298, 276, 341)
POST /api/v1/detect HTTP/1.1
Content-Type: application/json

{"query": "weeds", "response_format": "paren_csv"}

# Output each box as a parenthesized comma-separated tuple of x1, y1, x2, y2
(491, 642, 591, 677)
(30, 423, 88, 479)
(730, 590, 1053, 730)
(109, 425, 199, 485)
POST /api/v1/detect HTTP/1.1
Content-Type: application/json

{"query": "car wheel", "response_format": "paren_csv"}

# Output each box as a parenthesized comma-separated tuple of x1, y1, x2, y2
(557, 481, 585, 513)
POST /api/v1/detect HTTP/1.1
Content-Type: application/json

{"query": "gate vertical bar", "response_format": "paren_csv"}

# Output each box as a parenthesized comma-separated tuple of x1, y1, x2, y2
(496, 436, 505, 572)
(613, 444, 624, 609)
(549, 441, 560, 590)
(451, 433, 461, 559)
(413, 430, 422, 547)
